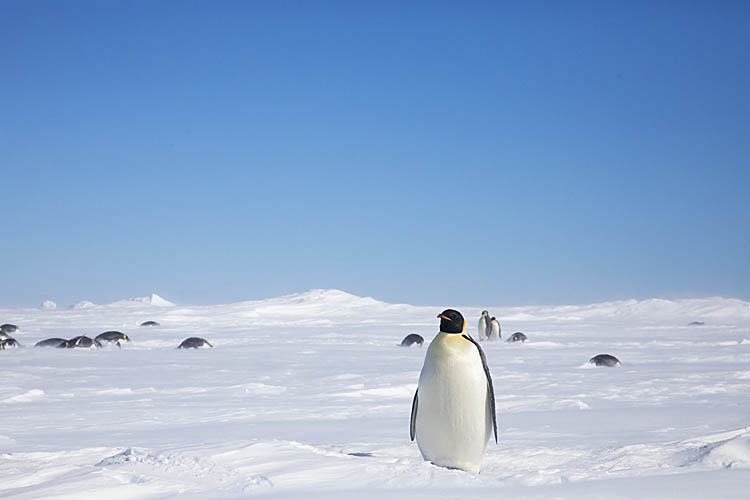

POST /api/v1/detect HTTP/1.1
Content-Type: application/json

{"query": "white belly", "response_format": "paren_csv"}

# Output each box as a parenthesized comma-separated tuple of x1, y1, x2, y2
(415, 333, 492, 473)
(488, 320, 500, 341)
(477, 317, 488, 340)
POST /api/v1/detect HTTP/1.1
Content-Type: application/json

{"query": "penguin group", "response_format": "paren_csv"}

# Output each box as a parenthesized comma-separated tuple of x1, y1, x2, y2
(1, 320, 213, 351)
(477, 311, 501, 341)
(32, 331, 131, 349)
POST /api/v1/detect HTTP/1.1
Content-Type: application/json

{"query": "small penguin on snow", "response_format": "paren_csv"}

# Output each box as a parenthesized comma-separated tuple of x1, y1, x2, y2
(0, 324, 18, 335)
(400, 334, 424, 347)
(35, 338, 67, 348)
(410, 309, 497, 473)
(95, 331, 130, 347)
(0, 338, 20, 349)
(477, 310, 490, 341)
(140, 321, 160, 327)
(487, 317, 501, 341)
(178, 337, 213, 349)
(589, 354, 621, 367)
(508, 332, 527, 343)
(64, 336, 101, 349)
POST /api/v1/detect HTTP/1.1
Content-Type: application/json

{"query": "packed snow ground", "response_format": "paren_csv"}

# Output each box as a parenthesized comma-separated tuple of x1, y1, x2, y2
(1, 290, 749, 499)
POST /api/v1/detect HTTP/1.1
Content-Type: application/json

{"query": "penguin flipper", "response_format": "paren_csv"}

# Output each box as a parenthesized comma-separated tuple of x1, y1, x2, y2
(462, 334, 498, 443)
(410, 389, 418, 441)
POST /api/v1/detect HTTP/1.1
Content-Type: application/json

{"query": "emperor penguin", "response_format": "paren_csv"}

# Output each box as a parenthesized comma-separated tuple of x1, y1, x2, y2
(487, 317, 501, 341)
(410, 309, 497, 473)
(95, 331, 130, 347)
(477, 310, 490, 341)
(178, 337, 213, 349)
(589, 354, 621, 367)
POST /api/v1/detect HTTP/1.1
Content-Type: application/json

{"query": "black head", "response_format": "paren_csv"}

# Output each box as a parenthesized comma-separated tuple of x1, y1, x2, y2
(437, 309, 465, 334)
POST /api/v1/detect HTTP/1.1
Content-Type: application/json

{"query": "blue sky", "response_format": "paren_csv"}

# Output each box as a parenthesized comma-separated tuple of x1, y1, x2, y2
(1, 1, 748, 307)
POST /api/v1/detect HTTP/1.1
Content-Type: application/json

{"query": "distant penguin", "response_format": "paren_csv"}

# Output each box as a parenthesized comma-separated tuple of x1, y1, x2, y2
(589, 354, 621, 367)
(35, 338, 67, 348)
(508, 332, 527, 343)
(64, 336, 101, 349)
(487, 317, 501, 341)
(0, 324, 18, 334)
(95, 331, 130, 347)
(477, 311, 490, 341)
(400, 334, 424, 347)
(178, 337, 213, 349)
(0, 338, 20, 349)
(140, 321, 160, 327)
(410, 309, 497, 473)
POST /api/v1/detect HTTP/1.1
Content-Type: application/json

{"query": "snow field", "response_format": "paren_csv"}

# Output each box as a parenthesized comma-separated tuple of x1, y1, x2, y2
(0, 290, 749, 499)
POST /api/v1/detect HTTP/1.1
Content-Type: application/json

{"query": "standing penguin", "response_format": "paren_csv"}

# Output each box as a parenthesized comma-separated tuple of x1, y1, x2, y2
(487, 317, 501, 341)
(410, 309, 497, 473)
(477, 310, 490, 341)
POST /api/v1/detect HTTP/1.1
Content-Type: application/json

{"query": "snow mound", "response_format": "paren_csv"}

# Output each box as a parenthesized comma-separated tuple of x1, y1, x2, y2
(112, 294, 176, 307)
(40, 300, 56, 310)
(676, 432, 750, 469)
(2, 389, 45, 404)
(71, 300, 96, 309)
(702, 434, 750, 468)
(265, 289, 382, 307)
(496, 297, 750, 325)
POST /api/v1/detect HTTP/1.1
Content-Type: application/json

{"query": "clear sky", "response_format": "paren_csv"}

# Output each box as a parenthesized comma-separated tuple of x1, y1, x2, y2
(1, 1, 748, 308)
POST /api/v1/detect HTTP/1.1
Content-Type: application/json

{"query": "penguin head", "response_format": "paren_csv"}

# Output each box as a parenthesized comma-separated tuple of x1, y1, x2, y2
(482, 310, 489, 317)
(437, 309, 465, 334)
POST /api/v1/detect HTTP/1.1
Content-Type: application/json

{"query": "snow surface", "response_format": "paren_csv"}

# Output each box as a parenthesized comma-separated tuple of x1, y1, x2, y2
(1, 289, 749, 499)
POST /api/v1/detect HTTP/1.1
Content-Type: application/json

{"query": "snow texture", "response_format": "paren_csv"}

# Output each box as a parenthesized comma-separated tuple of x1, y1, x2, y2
(1, 289, 749, 499)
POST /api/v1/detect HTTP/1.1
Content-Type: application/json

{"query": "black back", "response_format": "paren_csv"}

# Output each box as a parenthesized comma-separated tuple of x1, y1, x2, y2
(0, 338, 20, 349)
(178, 337, 213, 349)
(95, 331, 129, 343)
(589, 354, 620, 367)
(35, 338, 67, 348)
(400, 334, 424, 347)
(462, 334, 498, 443)
(140, 321, 160, 327)
(65, 336, 101, 349)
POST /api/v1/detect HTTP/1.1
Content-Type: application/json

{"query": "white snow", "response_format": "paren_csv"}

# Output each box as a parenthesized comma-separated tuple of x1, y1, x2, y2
(71, 300, 96, 310)
(1, 289, 749, 499)
(111, 293, 176, 307)
(41, 300, 57, 310)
